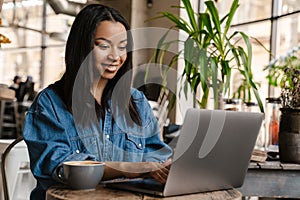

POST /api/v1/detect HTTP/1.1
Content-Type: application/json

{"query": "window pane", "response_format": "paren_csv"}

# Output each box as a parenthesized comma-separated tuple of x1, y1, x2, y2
(281, 0, 300, 15)
(216, 0, 272, 24)
(45, 5, 73, 46)
(0, 1, 68, 88)
(229, 21, 271, 103)
(271, 12, 300, 97)
(0, 48, 41, 88)
(43, 46, 65, 87)
(1, 0, 43, 48)
(277, 13, 300, 55)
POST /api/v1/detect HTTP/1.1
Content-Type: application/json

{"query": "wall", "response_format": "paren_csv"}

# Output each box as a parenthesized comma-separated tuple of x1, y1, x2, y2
(131, 0, 180, 123)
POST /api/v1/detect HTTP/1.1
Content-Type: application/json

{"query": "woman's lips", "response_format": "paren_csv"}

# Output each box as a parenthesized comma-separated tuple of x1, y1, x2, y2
(102, 63, 118, 72)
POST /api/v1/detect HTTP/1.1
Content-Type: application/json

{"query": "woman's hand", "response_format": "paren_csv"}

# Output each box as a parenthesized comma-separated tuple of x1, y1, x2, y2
(103, 159, 172, 184)
(147, 158, 172, 184)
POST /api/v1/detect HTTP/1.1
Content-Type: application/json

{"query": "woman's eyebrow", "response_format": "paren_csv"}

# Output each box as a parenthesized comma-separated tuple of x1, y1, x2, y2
(95, 37, 127, 44)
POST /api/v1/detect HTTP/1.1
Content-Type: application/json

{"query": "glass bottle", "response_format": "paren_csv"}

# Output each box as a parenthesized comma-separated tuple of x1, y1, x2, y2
(269, 104, 279, 145)
(265, 97, 281, 151)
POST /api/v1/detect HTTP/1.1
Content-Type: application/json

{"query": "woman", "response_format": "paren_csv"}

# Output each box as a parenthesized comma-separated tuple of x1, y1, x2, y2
(23, 4, 172, 200)
(9, 75, 21, 100)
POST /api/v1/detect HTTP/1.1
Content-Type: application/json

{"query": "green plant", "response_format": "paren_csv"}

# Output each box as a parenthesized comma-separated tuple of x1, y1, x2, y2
(265, 47, 300, 109)
(149, 0, 264, 112)
(232, 78, 261, 102)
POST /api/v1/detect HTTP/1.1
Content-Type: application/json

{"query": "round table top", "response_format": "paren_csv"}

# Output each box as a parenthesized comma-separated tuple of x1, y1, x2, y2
(46, 184, 242, 200)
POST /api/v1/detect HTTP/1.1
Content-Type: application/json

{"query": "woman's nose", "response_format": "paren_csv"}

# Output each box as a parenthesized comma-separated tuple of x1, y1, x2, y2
(107, 54, 120, 61)
(107, 48, 120, 61)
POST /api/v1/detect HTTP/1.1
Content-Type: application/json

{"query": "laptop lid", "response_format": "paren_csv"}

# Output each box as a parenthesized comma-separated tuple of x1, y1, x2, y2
(105, 108, 264, 197)
(163, 108, 264, 196)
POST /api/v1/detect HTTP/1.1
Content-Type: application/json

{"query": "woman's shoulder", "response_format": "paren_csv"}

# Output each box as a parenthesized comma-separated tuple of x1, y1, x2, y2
(130, 88, 146, 100)
(130, 88, 152, 112)
(29, 87, 65, 112)
(34, 87, 58, 102)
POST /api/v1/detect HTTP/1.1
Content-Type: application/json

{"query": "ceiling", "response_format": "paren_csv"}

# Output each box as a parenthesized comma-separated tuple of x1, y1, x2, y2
(0, 0, 132, 43)
(0, 0, 131, 16)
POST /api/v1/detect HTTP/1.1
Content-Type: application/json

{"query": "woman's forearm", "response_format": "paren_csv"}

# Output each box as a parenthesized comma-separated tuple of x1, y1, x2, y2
(103, 162, 152, 180)
(101, 160, 171, 183)
(102, 162, 130, 180)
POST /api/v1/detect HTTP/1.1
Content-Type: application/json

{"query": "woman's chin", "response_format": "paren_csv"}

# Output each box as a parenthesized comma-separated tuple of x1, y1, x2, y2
(101, 72, 117, 80)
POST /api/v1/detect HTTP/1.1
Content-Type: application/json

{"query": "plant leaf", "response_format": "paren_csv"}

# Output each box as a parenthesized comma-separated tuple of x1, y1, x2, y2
(240, 32, 252, 70)
(160, 12, 191, 33)
(182, 0, 198, 32)
(205, 1, 221, 34)
(224, 0, 239, 35)
(211, 57, 219, 109)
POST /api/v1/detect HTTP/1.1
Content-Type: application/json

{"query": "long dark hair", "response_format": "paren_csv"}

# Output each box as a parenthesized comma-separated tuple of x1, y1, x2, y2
(51, 4, 141, 126)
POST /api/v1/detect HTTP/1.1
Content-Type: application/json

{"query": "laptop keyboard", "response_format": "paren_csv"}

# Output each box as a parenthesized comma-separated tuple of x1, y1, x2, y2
(126, 178, 164, 192)
(104, 178, 164, 192)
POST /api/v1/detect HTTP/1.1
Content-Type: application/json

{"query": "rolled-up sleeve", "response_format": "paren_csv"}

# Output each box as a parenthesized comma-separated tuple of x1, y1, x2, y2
(23, 90, 96, 190)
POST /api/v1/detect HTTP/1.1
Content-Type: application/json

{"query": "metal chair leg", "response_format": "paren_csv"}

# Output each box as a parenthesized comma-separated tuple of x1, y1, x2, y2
(1, 136, 24, 200)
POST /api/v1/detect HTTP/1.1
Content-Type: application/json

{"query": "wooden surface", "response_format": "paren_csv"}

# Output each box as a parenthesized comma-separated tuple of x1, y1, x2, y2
(46, 184, 242, 200)
(238, 161, 300, 199)
(250, 149, 267, 162)
(0, 88, 15, 100)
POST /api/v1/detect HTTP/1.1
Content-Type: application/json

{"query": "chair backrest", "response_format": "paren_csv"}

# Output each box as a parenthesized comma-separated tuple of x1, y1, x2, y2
(0, 87, 19, 138)
(148, 89, 170, 140)
(1, 136, 36, 200)
(0, 99, 20, 138)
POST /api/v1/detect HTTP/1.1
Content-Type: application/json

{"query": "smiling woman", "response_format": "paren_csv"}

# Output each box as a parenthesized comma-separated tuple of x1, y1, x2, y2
(93, 21, 128, 88)
(22, 4, 173, 200)
(92, 21, 128, 105)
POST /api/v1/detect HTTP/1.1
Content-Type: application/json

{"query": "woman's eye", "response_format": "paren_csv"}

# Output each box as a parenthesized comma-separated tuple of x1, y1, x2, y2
(97, 44, 110, 50)
(119, 46, 127, 51)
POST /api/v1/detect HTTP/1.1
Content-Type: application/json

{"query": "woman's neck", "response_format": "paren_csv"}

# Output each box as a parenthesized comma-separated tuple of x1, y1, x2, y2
(92, 78, 108, 105)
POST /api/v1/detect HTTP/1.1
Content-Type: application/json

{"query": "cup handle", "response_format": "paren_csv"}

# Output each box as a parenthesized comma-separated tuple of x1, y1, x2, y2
(57, 166, 68, 185)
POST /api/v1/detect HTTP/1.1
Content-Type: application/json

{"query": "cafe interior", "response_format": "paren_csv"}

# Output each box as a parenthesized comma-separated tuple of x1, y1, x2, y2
(0, 0, 300, 199)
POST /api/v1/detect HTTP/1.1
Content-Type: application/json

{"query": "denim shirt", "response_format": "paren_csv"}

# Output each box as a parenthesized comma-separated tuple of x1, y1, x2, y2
(23, 87, 173, 200)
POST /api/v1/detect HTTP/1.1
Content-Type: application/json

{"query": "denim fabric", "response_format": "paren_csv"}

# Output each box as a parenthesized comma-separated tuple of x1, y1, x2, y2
(23, 87, 173, 200)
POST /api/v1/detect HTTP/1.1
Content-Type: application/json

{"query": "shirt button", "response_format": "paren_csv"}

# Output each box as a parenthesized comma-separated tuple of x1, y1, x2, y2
(76, 150, 80, 154)
(107, 108, 111, 112)
(138, 144, 142, 148)
(106, 135, 110, 139)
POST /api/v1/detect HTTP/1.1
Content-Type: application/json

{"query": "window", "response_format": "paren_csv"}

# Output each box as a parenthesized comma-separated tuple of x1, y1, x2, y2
(208, 0, 300, 100)
(0, 0, 71, 90)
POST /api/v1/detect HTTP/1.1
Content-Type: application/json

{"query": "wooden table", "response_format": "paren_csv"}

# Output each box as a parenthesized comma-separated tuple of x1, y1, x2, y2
(238, 161, 300, 199)
(46, 184, 242, 200)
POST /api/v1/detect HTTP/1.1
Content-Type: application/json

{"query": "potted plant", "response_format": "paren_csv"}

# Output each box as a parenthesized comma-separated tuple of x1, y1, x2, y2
(149, 0, 264, 112)
(265, 47, 300, 163)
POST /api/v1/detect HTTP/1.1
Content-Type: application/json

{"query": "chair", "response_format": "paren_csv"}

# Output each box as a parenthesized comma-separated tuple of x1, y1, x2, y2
(0, 87, 20, 138)
(0, 136, 36, 200)
(148, 89, 170, 140)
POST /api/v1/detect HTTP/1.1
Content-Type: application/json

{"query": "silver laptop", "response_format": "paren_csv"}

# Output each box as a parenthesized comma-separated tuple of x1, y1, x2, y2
(105, 108, 264, 197)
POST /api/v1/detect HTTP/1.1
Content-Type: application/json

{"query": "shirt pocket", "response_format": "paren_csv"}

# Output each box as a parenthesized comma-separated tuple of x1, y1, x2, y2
(125, 133, 145, 152)
(123, 133, 145, 162)
(73, 132, 99, 156)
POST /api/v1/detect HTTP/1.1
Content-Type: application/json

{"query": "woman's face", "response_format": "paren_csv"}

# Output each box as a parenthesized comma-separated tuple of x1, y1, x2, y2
(93, 21, 128, 81)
